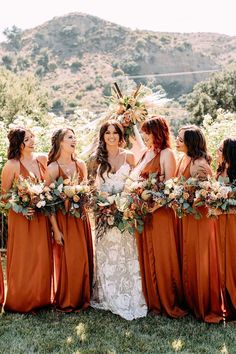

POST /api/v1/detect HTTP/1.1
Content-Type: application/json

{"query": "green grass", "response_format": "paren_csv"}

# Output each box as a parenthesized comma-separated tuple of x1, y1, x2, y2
(0, 309, 235, 354)
(0, 255, 235, 354)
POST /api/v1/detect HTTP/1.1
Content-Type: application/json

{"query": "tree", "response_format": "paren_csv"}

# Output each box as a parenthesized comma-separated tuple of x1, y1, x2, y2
(185, 70, 236, 125)
(0, 68, 49, 125)
(3, 25, 22, 52)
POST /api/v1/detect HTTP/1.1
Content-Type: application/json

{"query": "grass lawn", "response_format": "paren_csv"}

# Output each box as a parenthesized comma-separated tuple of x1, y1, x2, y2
(0, 256, 235, 354)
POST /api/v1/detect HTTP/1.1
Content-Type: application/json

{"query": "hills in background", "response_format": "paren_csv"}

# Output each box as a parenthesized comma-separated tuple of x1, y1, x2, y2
(0, 12, 236, 116)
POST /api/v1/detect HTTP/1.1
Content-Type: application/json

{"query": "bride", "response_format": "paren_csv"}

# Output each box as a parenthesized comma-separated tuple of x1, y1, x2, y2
(91, 120, 147, 320)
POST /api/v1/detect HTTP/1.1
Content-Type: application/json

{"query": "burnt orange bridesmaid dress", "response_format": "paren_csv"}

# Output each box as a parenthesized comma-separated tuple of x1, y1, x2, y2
(4, 160, 53, 313)
(136, 152, 187, 318)
(53, 161, 93, 312)
(0, 253, 4, 311)
(176, 155, 223, 323)
(215, 172, 236, 319)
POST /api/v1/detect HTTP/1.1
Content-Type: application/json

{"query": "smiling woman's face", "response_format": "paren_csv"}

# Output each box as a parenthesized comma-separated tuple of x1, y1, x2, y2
(22, 130, 35, 153)
(60, 130, 77, 154)
(104, 125, 120, 147)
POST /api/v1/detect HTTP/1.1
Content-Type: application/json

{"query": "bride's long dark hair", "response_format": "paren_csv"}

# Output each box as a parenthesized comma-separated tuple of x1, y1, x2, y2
(96, 120, 124, 181)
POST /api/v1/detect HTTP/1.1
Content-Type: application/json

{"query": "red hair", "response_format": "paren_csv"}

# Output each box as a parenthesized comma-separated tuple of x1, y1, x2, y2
(141, 116, 171, 151)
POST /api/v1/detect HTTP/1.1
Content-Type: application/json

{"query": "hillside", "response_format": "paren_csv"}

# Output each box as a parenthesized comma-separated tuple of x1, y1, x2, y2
(0, 12, 235, 116)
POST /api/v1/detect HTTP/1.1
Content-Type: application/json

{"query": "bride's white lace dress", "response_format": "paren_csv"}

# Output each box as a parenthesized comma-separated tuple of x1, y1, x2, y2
(91, 163, 147, 320)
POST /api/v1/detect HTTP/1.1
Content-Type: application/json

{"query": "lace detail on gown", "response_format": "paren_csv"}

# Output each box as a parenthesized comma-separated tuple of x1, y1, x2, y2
(91, 163, 147, 320)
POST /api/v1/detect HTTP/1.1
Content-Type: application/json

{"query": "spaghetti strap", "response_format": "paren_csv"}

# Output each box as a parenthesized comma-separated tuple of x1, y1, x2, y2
(124, 152, 127, 165)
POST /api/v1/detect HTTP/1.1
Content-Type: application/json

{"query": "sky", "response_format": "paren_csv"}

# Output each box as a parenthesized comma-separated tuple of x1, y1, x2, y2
(0, 0, 236, 42)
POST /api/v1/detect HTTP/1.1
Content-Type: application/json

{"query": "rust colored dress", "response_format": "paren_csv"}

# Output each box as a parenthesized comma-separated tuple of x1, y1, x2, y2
(176, 155, 223, 323)
(0, 253, 4, 311)
(136, 152, 187, 318)
(53, 161, 93, 312)
(215, 173, 236, 319)
(4, 160, 53, 313)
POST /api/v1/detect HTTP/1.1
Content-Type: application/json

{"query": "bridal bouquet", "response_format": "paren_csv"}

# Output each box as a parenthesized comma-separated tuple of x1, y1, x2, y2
(93, 192, 125, 239)
(110, 83, 148, 147)
(52, 176, 91, 218)
(93, 190, 146, 237)
(195, 177, 236, 216)
(0, 176, 58, 219)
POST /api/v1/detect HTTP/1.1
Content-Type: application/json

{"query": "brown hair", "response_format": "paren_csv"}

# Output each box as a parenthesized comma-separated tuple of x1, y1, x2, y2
(179, 125, 211, 164)
(7, 127, 30, 160)
(217, 138, 236, 182)
(96, 120, 124, 181)
(48, 128, 75, 165)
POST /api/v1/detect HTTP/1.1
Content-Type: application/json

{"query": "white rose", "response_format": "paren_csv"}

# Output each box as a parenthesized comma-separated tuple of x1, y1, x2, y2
(36, 200, 46, 208)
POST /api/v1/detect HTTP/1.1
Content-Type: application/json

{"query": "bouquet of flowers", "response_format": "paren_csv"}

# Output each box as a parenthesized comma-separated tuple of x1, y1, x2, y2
(165, 177, 202, 219)
(52, 176, 91, 218)
(128, 172, 169, 210)
(93, 191, 125, 239)
(0, 176, 59, 219)
(195, 177, 236, 216)
(110, 83, 148, 147)
(93, 188, 147, 238)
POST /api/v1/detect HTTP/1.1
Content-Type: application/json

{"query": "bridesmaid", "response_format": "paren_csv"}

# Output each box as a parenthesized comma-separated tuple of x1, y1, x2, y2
(1, 127, 53, 312)
(176, 125, 223, 323)
(215, 138, 236, 320)
(0, 253, 4, 312)
(134, 116, 187, 318)
(47, 128, 93, 312)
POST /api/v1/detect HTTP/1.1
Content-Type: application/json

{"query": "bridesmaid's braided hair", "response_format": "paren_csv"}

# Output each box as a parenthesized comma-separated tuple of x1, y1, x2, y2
(221, 138, 236, 182)
(96, 120, 124, 182)
(48, 128, 75, 165)
(7, 127, 30, 160)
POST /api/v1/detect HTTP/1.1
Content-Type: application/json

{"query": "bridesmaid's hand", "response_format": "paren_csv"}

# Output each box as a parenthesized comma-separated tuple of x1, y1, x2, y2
(54, 230, 64, 246)
(26, 207, 35, 217)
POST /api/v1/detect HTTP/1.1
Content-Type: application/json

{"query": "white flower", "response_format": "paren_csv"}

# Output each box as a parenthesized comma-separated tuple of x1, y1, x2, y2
(57, 184, 63, 193)
(36, 200, 46, 208)
(115, 195, 129, 212)
(29, 184, 44, 195)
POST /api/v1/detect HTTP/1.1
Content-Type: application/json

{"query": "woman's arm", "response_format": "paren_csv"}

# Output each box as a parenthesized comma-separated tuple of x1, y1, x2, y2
(1, 160, 19, 193)
(129, 125, 146, 164)
(161, 149, 176, 181)
(77, 159, 88, 182)
(126, 151, 136, 168)
(45, 163, 64, 246)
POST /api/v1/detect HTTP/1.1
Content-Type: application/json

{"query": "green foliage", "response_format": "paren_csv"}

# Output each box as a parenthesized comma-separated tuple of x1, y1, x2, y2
(51, 99, 64, 113)
(120, 60, 141, 75)
(1, 55, 13, 70)
(202, 110, 236, 170)
(70, 61, 82, 73)
(48, 62, 57, 72)
(0, 68, 49, 125)
(102, 84, 111, 97)
(186, 70, 236, 125)
(85, 84, 95, 91)
(3, 25, 22, 52)
(16, 57, 30, 71)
